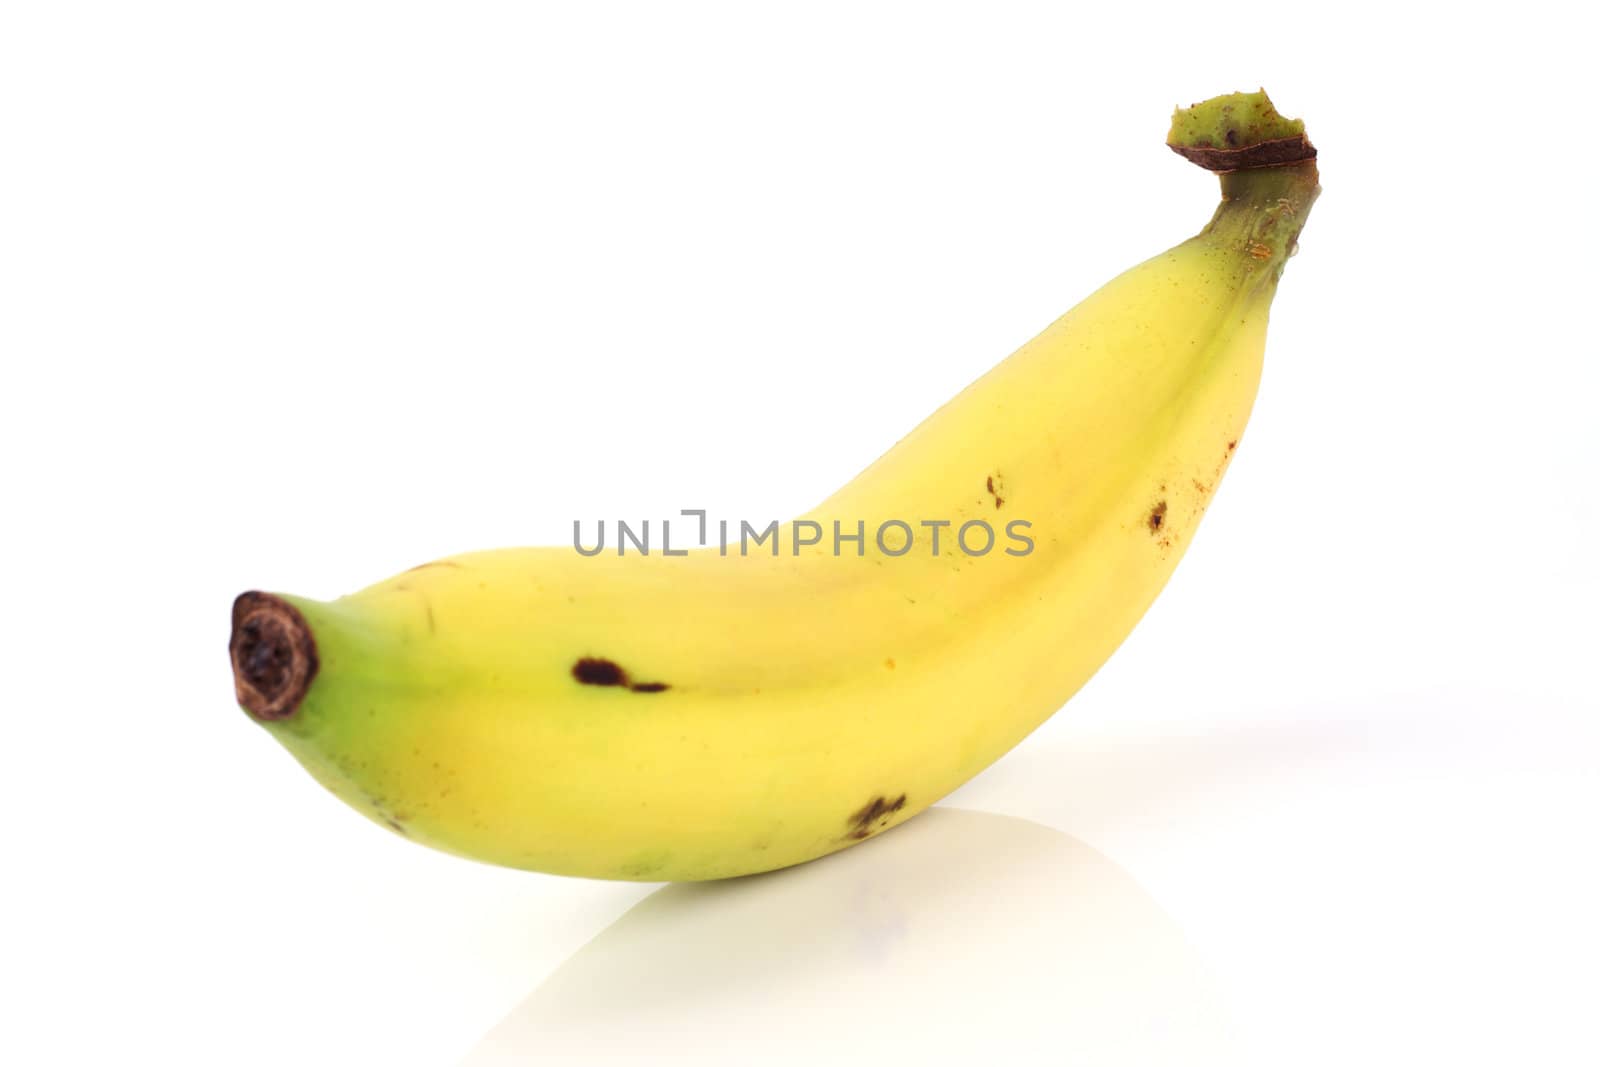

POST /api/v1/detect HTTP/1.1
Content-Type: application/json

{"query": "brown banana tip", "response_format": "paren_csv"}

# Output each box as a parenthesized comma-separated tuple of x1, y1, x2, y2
(230, 591, 317, 721)
(1167, 135, 1317, 173)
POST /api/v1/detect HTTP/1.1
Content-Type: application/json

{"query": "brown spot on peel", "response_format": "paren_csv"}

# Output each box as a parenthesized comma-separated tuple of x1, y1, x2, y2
(1148, 500, 1168, 533)
(230, 592, 318, 722)
(572, 657, 670, 693)
(573, 657, 627, 686)
(847, 793, 907, 840)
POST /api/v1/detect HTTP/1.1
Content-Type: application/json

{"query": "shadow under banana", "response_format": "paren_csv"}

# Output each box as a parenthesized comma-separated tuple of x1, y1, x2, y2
(464, 808, 1235, 1065)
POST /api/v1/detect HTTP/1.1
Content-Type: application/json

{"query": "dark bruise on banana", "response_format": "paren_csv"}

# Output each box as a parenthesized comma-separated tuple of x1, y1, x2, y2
(846, 793, 908, 841)
(1146, 435, 1242, 554)
(985, 471, 1006, 509)
(572, 656, 670, 693)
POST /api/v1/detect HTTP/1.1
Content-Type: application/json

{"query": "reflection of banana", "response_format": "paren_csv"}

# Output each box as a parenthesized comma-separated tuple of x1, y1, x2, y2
(229, 91, 1318, 880)
(465, 809, 1235, 1066)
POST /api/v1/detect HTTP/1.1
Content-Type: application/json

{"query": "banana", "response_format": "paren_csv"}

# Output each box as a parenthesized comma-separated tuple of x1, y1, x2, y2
(229, 90, 1318, 881)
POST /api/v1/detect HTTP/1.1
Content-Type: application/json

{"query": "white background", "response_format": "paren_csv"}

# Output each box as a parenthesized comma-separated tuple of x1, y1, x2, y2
(3, 3, 1596, 1064)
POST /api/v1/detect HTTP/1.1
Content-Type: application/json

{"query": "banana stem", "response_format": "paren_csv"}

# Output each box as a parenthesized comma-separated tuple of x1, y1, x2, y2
(1166, 90, 1321, 286)
(1205, 162, 1320, 281)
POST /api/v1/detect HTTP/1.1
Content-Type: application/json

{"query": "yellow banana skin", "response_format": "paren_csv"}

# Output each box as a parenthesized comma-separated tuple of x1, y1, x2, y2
(230, 92, 1318, 881)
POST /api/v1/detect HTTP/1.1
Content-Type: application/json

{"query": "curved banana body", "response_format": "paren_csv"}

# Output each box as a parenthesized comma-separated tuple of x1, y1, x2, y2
(232, 94, 1318, 881)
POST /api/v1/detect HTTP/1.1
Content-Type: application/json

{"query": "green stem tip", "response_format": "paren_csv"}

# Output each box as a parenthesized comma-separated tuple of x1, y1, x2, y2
(1167, 89, 1315, 172)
